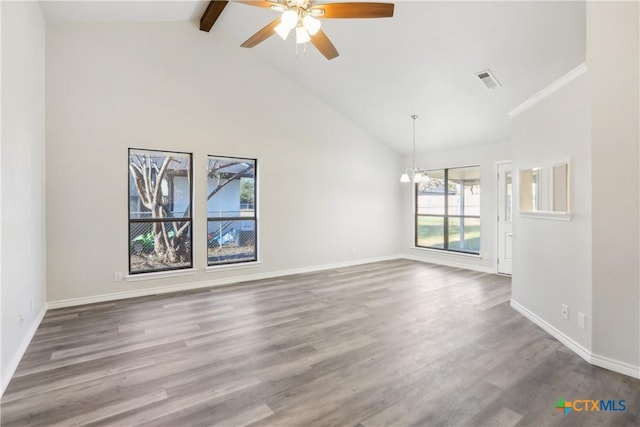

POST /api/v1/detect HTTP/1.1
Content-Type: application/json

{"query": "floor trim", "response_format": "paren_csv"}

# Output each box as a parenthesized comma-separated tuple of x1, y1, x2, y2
(47, 255, 403, 309)
(401, 253, 496, 274)
(591, 353, 640, 379)
(1, 305, 46, 396)
(510, 299, 591, 362)
(510, 299, 640, 379)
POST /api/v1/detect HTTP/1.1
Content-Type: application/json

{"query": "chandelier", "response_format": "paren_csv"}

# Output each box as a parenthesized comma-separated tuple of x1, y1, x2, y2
(400, 114, 425, 183)
(271, 0, 324, 44)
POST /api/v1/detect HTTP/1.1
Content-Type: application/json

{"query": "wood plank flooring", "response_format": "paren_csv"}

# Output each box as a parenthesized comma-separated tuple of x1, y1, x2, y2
(2, 260, 638, 426)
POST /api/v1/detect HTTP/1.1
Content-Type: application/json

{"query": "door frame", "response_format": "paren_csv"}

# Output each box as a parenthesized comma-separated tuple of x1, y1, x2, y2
(495, 160, 512, 275)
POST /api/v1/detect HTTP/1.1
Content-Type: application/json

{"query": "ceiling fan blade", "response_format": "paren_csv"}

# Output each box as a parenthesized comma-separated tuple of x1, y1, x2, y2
(236, 1, 281, 9)
(199, 1, 229, 32)
(316, 3, 394, 19)
(241, 18, 281, 48)
(310, 29, 339, 60)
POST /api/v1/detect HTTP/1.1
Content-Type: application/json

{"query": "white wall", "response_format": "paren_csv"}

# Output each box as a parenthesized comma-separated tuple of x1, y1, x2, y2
(46, 22, 402, 304)
(510, 72, 592, 351)
(588, 1, 640, 370)
(401, 142, 510, 272)
(1, 1, 47, 393)
(509, 1, 640, 375)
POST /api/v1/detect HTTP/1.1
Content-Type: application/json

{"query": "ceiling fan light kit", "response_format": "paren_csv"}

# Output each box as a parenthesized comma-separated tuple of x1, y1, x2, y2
(295, 25, 312, 44)
(272, 8, 321, 43)
(281, 9, 298, 27)
(211, 0, 395, 60)
(274, 22, 291, 39)
(302, 15, 321, 35)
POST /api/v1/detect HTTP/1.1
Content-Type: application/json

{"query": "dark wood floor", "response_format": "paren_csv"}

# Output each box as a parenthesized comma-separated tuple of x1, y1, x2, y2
(2, 260, 638, 426)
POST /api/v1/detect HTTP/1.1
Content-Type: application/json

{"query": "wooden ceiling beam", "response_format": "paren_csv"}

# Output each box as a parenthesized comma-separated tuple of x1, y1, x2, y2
(200, 1, 229, 32)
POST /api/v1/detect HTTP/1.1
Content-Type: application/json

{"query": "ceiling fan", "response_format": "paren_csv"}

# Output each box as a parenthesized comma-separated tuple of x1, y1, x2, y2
(200, 1, 395, 60)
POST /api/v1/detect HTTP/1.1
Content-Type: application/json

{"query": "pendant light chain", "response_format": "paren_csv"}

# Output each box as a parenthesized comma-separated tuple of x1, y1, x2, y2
(400, 114, 424, 183)
(412, 114, 418, 170)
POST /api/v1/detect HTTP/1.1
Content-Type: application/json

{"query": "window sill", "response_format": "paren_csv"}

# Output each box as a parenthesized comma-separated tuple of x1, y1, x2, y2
(519, 211, 572, 221)
(206, 261, 262, 273)
(410, 247, 482, 259)
(125, 268, 198, 282)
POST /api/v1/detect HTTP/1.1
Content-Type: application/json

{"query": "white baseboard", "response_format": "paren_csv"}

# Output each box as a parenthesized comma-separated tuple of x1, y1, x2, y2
(510, 299, 640, 380)
(47, 255, 402, 309)
(1, 305, 47, 396)
(510, 299, 591, 362)
(401, 253, 496, 274)
(591, 353, 640, 379)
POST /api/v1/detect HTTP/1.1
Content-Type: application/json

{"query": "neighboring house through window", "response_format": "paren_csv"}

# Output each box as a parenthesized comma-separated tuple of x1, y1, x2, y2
(415, 166, 480, 254)
(128, 149, 193, 274)
(207, 156, 257, 266)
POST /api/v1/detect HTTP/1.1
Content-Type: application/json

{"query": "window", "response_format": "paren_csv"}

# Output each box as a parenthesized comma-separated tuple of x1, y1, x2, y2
(415, 166, 480, 254)
(128, 149, 192, 274)
(207, 156, 257, 266)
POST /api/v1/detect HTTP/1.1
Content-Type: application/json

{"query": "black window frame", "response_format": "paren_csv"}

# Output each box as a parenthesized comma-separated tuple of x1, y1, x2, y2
(128, 148, 193, 274)
(414, 165, 481, 255)
(207, 155, 258, 267)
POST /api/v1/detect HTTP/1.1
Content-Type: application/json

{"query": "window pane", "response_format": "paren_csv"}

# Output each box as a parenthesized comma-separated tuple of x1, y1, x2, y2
(447, 217, 480, 254)
(207, 155, 257, 267)
(128, 148, 192, 275)
(207, 157, 256, 218)
(129, 149, 191, 219)
(416, 216, 444, 248)
(208, 219, 256, 265)
(447, 166, 480, 216)
(130, 221, 192, 273)
(416, 170, 446, 215)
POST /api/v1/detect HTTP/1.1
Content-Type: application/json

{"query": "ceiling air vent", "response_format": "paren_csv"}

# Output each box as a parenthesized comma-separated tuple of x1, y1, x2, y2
(476, 69, 501, 90)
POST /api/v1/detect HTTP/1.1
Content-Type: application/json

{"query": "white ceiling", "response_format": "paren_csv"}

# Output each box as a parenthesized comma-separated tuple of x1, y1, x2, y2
(39, 1, 586, 154)
(40, 1, 209, 22)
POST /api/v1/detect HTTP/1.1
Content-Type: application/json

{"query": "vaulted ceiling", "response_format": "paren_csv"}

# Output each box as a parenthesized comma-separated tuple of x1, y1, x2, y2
(40, 1, 586, 153)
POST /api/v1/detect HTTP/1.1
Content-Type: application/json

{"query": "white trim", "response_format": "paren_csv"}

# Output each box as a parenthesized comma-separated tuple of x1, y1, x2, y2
(48, 255, 401, 309)
(495, 160, 512, 275)
(508, 63, 588, 118)
(1, 305, 46, 396)
(402, 253, 495, 274)
(519, 211, 572, 221)
(511, 299, 640, 380)
(591, 353, 640, 379)
(409, 246, 481, 259)
(125, 268, 198, 282)
(510, 299, 591, 362)
(206, 261, 262, 273)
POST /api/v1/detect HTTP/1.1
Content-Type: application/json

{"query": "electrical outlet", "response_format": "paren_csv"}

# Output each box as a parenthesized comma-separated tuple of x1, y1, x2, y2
(351, 247, 356, 255)
(561, 304, 569, 320)
(578, 312, 586, 329)
(483, 252, 490, 260)
(19, 314, 24, 328)
(114, 272, 123, 282)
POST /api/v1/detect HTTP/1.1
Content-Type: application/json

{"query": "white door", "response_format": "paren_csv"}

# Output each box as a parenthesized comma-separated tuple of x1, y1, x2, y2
(497, 162, 513, 275)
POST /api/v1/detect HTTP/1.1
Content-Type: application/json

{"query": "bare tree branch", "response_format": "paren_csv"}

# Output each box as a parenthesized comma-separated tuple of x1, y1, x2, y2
(129, 164, 153, 209)
(207, 165, 253, 201)
(152, 157, 174, 205)
(207, 161, 243, 178)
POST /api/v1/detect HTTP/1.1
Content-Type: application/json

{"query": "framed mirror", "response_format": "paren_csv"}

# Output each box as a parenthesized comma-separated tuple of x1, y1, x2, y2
(519, 160, 571, 220)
